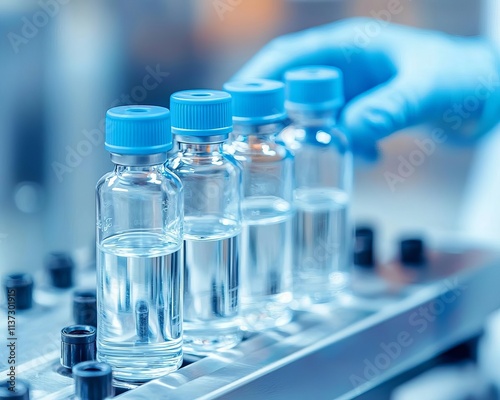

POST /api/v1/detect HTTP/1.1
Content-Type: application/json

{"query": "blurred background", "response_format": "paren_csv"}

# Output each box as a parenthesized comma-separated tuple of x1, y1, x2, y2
(0, 0, 492, 274)
(1, 0, 500, 399)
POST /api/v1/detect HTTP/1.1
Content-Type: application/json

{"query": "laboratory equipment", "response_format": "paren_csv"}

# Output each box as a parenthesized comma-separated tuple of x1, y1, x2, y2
(167, 90, 243, 355)
(234, 19, 500, 159)
(72, 361, 113, 400)
(46, 252, 74, 289)
(2, 235, 500, 399)
(95, 106, 183, 384)
(224, 79, 294, 331)
(400, 238, 426, 265)
(3, 273, 33, 310)
(280, 66, 353, 306)
(354, 227, 375, 268)
(60, 325, 97, 371)
(73, 289, 97, 327)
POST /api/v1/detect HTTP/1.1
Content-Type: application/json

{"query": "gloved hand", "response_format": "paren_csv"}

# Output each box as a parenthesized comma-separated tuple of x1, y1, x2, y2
(233, 18, 500, 159)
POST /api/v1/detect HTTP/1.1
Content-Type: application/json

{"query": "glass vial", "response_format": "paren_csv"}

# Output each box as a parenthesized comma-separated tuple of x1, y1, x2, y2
(224, 79, 294, 331)
(167, 90, 243, 355)
(95, 106, 183, 384)
(280, 67, 353, 306)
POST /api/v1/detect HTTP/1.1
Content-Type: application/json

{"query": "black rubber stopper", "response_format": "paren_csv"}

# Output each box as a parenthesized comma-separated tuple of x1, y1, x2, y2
(0, 379, 30, 399)
(61, 325, 96, 370)
(400, 238, 426, 266)
(73, 361, 113, 400)
(354, 227, 374, 267)
(73, 289, 97, 327)
(46, 252, 74, 289)
(3, 274, 33, 310)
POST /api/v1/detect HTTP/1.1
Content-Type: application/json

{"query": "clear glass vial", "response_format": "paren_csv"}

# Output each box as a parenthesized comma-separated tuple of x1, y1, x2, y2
(95, 106, 183, 385)
(167, 90, 243, 355)
(280, 66, 353, 306)
(224, 79, 294, 331)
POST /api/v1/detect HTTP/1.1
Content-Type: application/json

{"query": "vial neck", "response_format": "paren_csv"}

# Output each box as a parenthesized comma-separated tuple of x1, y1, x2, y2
(287, 109, 339, 128)
(178, 142, 223, 155)
(231, 122, 283, 143)
(110, 153, 167, 168)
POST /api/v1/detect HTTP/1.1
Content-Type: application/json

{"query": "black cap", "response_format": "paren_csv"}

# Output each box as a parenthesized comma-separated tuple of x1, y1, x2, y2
(73, 289, 97, 327)
(354, 227, 374, 267)
(46, 252, 74, 289)
(3, 274, 33, 310)
(60, 325, 96, 369)
(73, 362, 113, 400)
(400, 238, 426, 266)
(0, 379, 30, 399)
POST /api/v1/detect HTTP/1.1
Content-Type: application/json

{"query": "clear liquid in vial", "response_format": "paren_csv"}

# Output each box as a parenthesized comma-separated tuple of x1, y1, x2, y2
(294, 188, 350, 305)
(183, 217, 242, 355)
(240, 196, 293, 331)
(97, 232, 182, 384)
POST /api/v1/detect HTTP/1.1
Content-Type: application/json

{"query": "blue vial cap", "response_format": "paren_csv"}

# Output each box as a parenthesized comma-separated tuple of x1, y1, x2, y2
(105, 106, 172, 155)
(223, 79, 286, 124)
(170, 90, 232, 136)
(284, 66, 345, 111)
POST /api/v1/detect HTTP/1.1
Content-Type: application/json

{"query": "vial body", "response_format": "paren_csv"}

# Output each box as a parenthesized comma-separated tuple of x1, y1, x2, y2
(96, 158, 183, 384)
(280, 112, 352, 305)
(228, 124, 294, 330)
(168, 142, 243, 355)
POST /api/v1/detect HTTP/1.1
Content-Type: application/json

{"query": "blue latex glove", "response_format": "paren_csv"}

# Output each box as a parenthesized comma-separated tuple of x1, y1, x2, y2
(234, 18, 500, 159)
